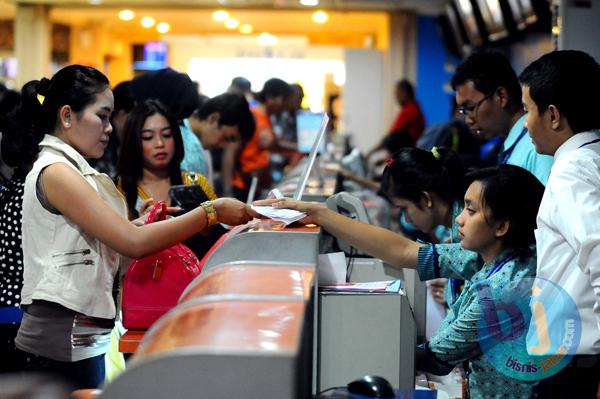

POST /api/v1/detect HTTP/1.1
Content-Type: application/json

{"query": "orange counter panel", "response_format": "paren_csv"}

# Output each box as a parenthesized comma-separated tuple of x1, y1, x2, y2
(136, 300, 305, 358)
(119, 330, 146, 353)
(180, 265, 314, 303)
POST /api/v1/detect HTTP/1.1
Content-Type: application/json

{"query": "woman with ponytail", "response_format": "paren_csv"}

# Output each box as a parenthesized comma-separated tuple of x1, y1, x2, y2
(9, 65, 256, 389)
(380, 146, 466, 243)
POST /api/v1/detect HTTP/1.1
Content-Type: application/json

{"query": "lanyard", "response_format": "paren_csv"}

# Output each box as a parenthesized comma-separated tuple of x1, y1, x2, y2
(499, 128, 528, 164)
(486, 253, 516, 279)
(449, 278, 459, 298)
(578, 138, 600, 149)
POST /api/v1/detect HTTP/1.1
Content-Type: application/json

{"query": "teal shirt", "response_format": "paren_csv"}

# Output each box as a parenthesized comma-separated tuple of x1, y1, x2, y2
(179, 119, 208, 176)
(500, 115, 554, 185)
(418, 246, 538, 398)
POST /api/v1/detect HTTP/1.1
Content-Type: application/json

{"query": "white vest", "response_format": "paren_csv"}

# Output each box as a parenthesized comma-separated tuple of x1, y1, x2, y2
(21, 135, 128, 319)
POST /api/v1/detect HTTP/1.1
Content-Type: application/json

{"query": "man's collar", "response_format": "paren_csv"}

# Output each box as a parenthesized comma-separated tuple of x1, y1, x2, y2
(554, 130, 600, 160)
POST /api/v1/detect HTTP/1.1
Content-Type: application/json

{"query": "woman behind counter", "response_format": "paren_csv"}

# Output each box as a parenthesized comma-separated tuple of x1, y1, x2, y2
(9, 65, 255, 389)
(256, 162, 545, 398)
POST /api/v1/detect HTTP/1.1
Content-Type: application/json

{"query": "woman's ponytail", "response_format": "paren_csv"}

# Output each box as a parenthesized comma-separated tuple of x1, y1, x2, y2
(0, 80, 46, 169)
(0, 65, 109, 170)
(381, 147, 466, 207)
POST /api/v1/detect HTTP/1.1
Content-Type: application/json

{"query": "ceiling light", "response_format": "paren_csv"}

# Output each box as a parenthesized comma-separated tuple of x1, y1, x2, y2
(300, 0, 319, 5)
(118, 10, 135, 21)
(88, 0, 102, 5)
(239, 24, 253, 34)
(212, 10, 230, 22)
(225, 18, 239, 29)
(257, 32, 278, 47)
(157, 22, 170, 34)
(312, 10, 329, 24)
(141, 17, 156, 28)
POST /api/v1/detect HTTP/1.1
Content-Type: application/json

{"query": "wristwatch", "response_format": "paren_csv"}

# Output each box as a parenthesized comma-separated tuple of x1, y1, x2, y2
(200, 201, 218, 226)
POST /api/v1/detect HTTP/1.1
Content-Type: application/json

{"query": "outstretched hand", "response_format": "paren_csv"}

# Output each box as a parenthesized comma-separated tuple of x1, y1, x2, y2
(252, 198, 325, 225)
(212, 197, 259, 226)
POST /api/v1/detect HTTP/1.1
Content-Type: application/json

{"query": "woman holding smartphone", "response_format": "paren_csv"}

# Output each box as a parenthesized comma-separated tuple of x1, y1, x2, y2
(118, 99, 216, 219)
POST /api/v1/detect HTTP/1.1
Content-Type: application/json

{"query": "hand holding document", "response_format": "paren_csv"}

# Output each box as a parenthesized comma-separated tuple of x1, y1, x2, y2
(250, 205, 307, 226)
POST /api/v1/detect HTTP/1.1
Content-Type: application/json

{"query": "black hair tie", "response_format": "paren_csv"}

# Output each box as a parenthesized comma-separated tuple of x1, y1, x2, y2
(37, 77, 51, 96)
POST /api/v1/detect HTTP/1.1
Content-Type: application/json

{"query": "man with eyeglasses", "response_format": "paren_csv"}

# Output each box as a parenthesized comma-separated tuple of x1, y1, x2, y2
(452, 51, 554, 185)
(433, 51, 556, 318)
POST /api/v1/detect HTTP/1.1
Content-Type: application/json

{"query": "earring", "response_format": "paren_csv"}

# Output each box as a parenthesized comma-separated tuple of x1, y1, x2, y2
(427, 201, 433, 208)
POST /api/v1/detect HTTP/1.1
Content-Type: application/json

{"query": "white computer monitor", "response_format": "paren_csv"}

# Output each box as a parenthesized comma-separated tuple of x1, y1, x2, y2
(297, 111, 327, 154)
(293, 113, 329, 200)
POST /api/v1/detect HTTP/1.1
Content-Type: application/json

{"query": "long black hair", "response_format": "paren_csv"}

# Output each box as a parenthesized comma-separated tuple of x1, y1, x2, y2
(0, 65, 109, 169)
(466, 164, 544, 258)
(117, 99, 184, 218)
(380, 147, 466, 208)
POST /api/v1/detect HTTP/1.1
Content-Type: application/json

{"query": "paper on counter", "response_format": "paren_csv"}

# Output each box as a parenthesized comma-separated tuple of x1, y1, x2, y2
(318, 252, 347, 285)
(251, 205, 307, 225)
(320, 280, 403, 293)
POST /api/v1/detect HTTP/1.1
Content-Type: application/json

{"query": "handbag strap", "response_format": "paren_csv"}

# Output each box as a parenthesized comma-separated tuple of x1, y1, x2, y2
(144, 201, 167, 225)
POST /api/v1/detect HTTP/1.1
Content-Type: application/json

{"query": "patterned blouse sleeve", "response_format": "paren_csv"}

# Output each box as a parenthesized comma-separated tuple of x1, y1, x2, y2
(427, 284, 484, 364)
(417, 243, 482, 281)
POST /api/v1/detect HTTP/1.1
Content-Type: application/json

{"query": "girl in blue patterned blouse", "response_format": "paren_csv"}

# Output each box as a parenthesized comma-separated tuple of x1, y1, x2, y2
(256, 164, 545, 398)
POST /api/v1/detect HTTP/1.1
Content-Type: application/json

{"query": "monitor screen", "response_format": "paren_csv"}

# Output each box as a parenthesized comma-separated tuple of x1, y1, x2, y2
(133, 42, 168, 71)
(518, 0, 538, 25)
(293, 113, 329, 200)
(441, 2, 470, 56)
(297, 111, 327, 154)
(475, 0, 509, 40)
(454, 0, 484, 46)
(506, 0, 528, 30)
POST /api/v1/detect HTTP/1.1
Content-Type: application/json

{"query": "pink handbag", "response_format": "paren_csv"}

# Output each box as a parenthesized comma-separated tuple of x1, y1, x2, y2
(122, 201, 202, 330)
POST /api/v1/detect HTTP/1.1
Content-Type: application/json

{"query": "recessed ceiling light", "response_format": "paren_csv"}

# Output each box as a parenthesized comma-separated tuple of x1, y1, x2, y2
(118, 10, 135, 21)
(239, 24, 253, 34)
(312, 10, 329, 24)
(141, 17, 156, 28)
(257, 32, 278, 46)
(300, 0, 319, 6)
(212, 10, 230, 22)
(157, 22, 170, 34)
(88, 0, 102, 5)
(225, 18, 240, 29)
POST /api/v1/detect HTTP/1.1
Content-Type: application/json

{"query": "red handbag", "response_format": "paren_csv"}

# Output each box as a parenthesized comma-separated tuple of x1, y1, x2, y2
(122, 201, 202, 330)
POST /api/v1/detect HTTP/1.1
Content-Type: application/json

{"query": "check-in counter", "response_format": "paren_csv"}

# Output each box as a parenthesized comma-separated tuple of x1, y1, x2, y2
(347, 258, 427, 341)
(200, 223, 320, 272)
(103, 297, 313, 399)
(179, 262, 314, 303)
(113, 192, 420, 397)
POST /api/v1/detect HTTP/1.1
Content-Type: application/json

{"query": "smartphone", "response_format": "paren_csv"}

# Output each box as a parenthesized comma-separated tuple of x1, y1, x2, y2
(168, 185, 211, 214)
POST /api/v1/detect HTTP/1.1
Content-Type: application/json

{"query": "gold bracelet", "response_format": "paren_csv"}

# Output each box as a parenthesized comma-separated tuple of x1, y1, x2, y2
(200, 201, 218, 226)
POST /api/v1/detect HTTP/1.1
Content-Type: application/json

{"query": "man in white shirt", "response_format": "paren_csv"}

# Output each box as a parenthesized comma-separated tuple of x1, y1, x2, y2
(519, 50, 600, 399)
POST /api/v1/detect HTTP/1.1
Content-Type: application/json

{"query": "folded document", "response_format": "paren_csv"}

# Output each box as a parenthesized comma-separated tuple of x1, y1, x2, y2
(251, 205, 307, 225)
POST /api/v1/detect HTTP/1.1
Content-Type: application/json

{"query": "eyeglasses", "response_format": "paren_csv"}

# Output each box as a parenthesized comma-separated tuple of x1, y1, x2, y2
(457, 91, 495, 118)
